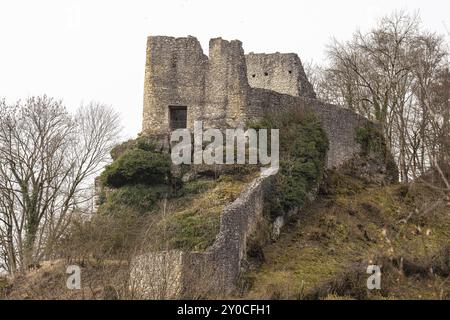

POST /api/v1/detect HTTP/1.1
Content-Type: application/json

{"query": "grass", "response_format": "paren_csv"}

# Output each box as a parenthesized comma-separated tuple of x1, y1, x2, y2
(3, 171, 259, 300)
(149, 172, 259, 252)
(99, 184, 171, 215)
(240, 170, 450, 300)
(2, 260, 130, 300)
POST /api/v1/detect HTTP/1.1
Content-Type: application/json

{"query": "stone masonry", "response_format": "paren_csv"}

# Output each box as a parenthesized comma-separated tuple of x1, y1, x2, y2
(246, 52, 316, 98)
(131, 169, 275, 299)
(142, 35, 370, 168)
(132, 36, 378, 298)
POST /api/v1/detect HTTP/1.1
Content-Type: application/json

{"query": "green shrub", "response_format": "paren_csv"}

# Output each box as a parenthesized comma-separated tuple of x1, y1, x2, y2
(98, 137, 179, 216)
(99, 184, 170, 215)
(164, 210, 221, 251)
(255, 111, 329, 217)
(110, 136, 158, 161)
(355, 125, 384, 156)
(101, 149, 171, 188)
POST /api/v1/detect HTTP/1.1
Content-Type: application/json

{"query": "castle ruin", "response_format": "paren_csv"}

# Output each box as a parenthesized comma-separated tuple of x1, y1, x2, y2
(134, 36, 377, 298)
(142, 35, 369, 168)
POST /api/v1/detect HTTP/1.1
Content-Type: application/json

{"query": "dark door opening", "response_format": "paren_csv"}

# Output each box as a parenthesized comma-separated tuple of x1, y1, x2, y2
(169, 106, 187, 130)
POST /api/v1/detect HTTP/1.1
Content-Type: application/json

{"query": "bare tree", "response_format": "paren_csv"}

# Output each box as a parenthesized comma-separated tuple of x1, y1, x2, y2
(0, 96, 121, 275)
(314, 11, 449, 184)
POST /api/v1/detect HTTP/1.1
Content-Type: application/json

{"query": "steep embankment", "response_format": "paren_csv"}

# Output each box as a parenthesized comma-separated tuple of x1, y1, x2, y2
(4, 170, 447, 300)
(240, 170, 450, 300)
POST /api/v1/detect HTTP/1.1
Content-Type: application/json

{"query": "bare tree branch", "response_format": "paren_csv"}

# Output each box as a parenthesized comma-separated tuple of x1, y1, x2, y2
(0, 96, 121, 274)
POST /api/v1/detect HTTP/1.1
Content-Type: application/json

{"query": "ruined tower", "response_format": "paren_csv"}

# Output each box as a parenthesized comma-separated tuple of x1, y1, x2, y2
(245, 52, 316, 98)
(141, 36, 316, 136)
(142, 36, 252, 135)
(141, 35, 369, 169)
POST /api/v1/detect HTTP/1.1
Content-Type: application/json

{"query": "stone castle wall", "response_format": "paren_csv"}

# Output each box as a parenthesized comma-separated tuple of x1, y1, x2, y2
(142, 36, 251, 135)
(142, 35, 369, 168)
(142, 36, 208, 135)
(141, 36, 316, 133)
(246, 89, 371, 168)
(131, 170, 275, 299)
(133, 36, 380, 298)
(246, 52, 316, 98)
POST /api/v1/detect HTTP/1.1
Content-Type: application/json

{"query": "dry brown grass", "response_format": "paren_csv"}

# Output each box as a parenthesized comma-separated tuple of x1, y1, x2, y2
(239, 170, 450, 300)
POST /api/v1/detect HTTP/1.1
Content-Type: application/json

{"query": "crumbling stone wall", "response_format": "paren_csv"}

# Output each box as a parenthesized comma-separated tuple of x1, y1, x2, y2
(246, 52, 316, 98)
(142, 36, 208, 135)
(246, 89, 370, 168)
(130, 250, 184, 299)
(142, 36, 251, 135)
(142, 36, 315, 135)
(134, 36, 380, 298)
(306, 100, 372, 168)
(131, 171, 274, 299)
(206, 38, 250, 129)
(141, 35, 369, 168)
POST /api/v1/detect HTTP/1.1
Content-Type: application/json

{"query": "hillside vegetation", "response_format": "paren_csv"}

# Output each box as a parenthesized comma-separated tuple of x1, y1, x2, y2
(3, 168, 447, 300)
(239, 170, 449, 300)
(1, 110, 447, 300)
(1, 110, 331, 299)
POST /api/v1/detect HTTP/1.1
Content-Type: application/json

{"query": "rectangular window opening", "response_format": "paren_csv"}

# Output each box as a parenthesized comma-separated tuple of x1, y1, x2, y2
(169, 106, 187, 130)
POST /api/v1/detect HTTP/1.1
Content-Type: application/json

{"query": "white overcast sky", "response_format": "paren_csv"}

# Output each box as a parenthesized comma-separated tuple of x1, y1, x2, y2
(0, 0, 449, 139)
